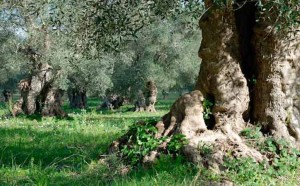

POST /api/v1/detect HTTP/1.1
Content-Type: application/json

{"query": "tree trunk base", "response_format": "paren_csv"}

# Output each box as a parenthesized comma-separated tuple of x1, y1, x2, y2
(12, 63, 66, 117)
(111, 91, 264, 170)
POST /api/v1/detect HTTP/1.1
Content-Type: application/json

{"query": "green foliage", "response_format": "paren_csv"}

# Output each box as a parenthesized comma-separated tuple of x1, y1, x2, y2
(202, 98, 214, 120)
(199, 143, 213, 156)
(120, 121, 166, 165)
(224, 157, 265, 183)
(0, 0, 203, 97)
(240, 127, 263, 139)
(110, 16, 201, 98)
(256, 0, 300, 30)
(167, 134, 189, 154)
(120, 119, 189, 165)
(0, 26, 27, 88)
(223, 136, 300, 185)
(210, 0, 299, 30)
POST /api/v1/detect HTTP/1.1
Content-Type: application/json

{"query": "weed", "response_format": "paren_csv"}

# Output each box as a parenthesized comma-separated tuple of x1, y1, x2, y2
(223, 136, 300, 185)
(120, 121, 165, 165)
(240, 127, 263, 139)
(202, 99, 214, 120)
(198, 143, 213, 156)
(167, 134, 188, 155)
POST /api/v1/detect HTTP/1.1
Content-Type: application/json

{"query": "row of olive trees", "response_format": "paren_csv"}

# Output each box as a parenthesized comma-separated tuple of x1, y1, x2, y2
(0, 0, 203, 113)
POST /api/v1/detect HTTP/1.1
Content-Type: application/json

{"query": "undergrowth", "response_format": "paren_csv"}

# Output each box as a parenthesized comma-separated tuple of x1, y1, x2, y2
(120, 119, 188, 165)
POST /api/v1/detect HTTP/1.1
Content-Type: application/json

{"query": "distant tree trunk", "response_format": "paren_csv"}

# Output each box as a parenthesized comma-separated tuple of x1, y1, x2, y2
(111, 1, 300, 170)
(144, 81, 157, 112)
(68, 89, 87, 109)
(11, 22, 65, 117)
(162, 89, 168, 99)
(41, 87, 65, 117)
(134, 90, 146, 112)
(12, 61, 66, 117)
(99, 94, 124, 110)
(2, 89, 12, 102)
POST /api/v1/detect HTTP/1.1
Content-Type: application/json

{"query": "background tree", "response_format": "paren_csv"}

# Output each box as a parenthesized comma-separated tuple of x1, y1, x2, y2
(110, 17, 201, 100)
(0, 0, 202, 111)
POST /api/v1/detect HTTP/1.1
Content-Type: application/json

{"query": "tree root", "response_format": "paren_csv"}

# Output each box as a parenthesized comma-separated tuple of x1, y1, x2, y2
(110, 91, 264, 171)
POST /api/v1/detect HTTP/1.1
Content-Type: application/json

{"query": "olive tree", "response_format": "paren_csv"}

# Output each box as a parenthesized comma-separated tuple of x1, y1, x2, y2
(110, 17, 201, 100)
(112, 0, 300, 169)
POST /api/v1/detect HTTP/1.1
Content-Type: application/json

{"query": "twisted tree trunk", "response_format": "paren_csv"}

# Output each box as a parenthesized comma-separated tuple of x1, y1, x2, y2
(144, 81, 157, 112)
(68, 89, 87, 109)
(111, 0, 300, 169)
(12, 62, 65, 117)
(253, 21, 300, 142)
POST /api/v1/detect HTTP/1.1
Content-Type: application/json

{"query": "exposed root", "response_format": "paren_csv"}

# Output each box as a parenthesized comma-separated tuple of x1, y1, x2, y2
(110, 91, 264, 171)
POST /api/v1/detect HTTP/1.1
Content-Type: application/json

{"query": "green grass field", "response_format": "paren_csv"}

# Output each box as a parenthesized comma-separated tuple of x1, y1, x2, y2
(0, 95, 299, 186)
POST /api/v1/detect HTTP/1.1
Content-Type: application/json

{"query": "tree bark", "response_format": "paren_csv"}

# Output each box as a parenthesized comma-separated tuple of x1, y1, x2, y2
(134, 90, 146, 112)
(12, 62, 66, 117)
(144, 81, 158, 112)
(68, 89, 87, 109)
(41, 87, 65, 117)
(253, 21, 300, 142)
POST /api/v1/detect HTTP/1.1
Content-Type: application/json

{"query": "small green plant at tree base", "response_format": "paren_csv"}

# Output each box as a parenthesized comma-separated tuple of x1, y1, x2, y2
(223, 138, 300, 185)
(198, 143, 213, 156)
(240, 127, 263, 139)
(167, 134, 188, 155)
(120, 119, 189, 165)
(202, 98, 214, 120)
(120, 119, 165, 165)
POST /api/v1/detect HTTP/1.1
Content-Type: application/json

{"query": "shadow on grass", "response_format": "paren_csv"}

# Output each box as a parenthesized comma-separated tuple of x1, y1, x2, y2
(0, 127, 197, 186)
(0, 127, 114, 169)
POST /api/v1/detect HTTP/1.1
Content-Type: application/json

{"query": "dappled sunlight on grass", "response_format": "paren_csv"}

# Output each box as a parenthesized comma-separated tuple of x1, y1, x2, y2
(0, 97, 180, 185)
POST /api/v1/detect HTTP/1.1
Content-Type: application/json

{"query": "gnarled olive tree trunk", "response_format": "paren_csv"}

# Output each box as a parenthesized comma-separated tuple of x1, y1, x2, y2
(144, 80, 157, 112)
(12, 61, 65, 117)
(68, 89, 87, 109)
(111, 1, 300, 169)
(253, 23, 300, 142)
(2, 90, 12, 103)
(134, 81, 158, 112)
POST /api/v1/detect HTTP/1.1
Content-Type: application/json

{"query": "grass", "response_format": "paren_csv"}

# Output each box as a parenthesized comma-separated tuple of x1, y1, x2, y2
(0, 94, 299, 185)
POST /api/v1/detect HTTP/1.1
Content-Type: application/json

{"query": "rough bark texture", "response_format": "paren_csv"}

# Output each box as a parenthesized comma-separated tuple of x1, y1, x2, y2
(253, 23, 300, 143)
(181, 4, 262, 168)
(144, 81, 157, 112)
(12, 62, 65, 117)
(42, 87, 65, 117)
(195, 7, 249, 131)
(68, 89, 87, 109)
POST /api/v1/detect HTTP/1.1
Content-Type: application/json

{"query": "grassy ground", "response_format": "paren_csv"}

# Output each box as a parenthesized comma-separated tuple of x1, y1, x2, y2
(0, 95, 299, 185)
